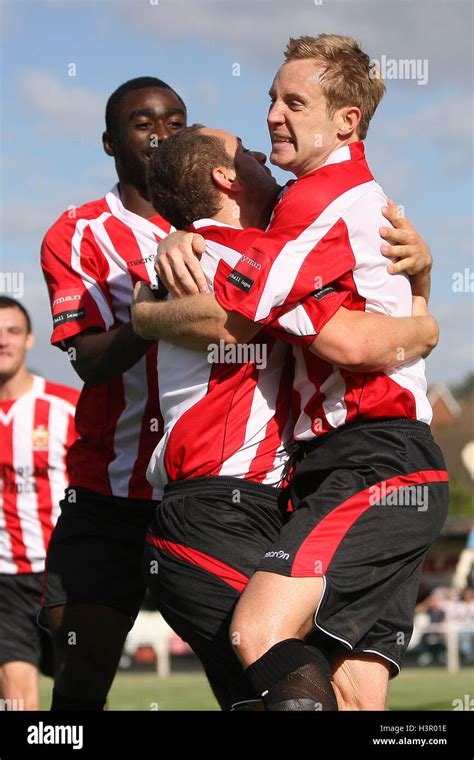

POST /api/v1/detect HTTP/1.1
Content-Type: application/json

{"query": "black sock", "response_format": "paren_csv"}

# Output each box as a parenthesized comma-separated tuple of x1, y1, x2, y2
(51, 687, 106, 711)
(246, 638, 338, 711)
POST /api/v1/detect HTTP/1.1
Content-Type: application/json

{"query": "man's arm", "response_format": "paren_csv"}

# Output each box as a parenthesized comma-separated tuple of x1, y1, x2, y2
(155, 199, 432, 300)
(309, 298, 438, 371)
(64, 325, 153, 387)
(41, 216, 155, 387)
(131, 282, 255, 350)
(131, 283, 438, 370)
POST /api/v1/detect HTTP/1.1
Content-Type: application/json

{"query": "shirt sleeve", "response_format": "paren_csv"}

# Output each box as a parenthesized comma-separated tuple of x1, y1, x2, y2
(214, 179, 356, 324)
(265, 285, 353, 349)
(41, 215, 115, 348)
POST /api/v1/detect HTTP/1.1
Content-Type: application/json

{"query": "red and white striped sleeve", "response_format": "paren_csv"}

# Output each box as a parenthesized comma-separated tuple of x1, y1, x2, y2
(214, 175, 357, 325)
(41, 211, 114, 347)
(266, 284, 353, 349)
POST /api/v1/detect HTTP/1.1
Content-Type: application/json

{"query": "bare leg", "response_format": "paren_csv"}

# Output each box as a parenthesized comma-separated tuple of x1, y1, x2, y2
(331, 652, 390, 711)
(0, 661, 39, 710)
(230, 572, 336, 710)
(231, 572, 324, 666)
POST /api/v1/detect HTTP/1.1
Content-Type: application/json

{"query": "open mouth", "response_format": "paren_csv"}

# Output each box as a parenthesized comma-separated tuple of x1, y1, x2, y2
(271, 135, 295, 146)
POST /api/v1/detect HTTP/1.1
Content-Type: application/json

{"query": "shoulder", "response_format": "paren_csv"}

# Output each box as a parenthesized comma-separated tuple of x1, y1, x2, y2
(41, 379, 80, 409)
(199, 225, 262, 251)
(342, 181, 388, 226)
(42, 196, 110, 248)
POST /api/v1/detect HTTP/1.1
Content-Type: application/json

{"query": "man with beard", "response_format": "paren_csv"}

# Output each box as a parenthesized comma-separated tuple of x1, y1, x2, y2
(40, 77, 187, 711)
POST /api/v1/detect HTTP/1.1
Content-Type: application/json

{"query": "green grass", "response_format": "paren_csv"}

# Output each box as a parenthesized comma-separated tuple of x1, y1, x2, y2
(39, 667, 474, 711)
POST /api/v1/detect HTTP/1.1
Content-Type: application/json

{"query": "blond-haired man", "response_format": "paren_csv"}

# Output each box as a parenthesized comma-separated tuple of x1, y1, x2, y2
(141, 35, 447, 710)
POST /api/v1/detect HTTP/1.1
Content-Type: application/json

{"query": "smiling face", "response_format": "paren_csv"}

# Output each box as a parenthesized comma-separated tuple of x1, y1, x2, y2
(104, 86, 187, 196)
(268, 59, 343, 177)
(0, 307, 34, 383)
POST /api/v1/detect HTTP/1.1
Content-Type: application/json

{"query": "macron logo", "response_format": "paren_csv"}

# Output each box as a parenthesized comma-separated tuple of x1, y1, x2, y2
(264, 550, 290, 560)
(27, 722, 83, 750)
(52, 294, 81, 307)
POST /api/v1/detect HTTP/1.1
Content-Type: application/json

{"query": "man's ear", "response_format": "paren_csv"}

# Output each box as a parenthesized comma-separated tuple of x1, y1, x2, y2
(335, 106, 361, 138)
(102, 131, 115, 157)
(25, 333, 35, 352)
(211, 165, 241, 193)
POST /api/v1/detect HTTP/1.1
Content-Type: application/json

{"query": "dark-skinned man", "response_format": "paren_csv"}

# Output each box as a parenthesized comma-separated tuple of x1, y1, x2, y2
(40, 77, 187, 711)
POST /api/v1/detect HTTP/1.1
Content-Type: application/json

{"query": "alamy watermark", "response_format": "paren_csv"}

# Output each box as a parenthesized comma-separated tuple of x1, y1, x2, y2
(207, 340, 267, 370)
(369, 483, 429, 512)
(370, 55, 429, 86)
(0, 698, 25, 710)
(0, 272, 24, 299)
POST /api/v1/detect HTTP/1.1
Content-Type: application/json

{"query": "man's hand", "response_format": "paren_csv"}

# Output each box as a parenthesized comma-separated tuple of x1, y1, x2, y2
(155, 231, 207, 298)
(380, 199, 432, 276)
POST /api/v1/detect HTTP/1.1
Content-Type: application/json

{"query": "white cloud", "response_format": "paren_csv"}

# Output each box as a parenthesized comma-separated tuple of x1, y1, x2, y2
(1, 169, 118, 240)
(19, 71, 104, 139)
(117, 0, 473, 85)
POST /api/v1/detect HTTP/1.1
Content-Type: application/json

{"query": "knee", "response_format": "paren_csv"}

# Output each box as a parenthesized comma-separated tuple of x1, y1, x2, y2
(230, 611, 284, 668)
(335, 678, 387, 711)
(0, 667, 38, 710)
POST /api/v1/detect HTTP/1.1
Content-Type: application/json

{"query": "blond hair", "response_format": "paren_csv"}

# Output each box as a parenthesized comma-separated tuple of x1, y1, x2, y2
(284, 34, 385, 140)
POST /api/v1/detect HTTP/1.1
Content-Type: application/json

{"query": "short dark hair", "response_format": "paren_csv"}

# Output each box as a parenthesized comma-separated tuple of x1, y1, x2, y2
(0, 297, 32, 333)
(105, 77, 186, 136)
(146, 125, 235, 229)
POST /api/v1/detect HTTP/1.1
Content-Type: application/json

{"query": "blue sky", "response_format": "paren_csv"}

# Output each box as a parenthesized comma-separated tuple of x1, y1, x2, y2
(1, 0, 472, 388)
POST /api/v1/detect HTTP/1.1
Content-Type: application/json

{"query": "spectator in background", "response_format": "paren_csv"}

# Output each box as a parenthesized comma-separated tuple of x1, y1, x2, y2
(453, 528, 474, 592)
(0, 297, 79, 709)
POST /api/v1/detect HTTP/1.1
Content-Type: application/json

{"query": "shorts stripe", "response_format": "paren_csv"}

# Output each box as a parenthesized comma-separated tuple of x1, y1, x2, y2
(292, 469, 448, 576)
(146, 533, 249, 593)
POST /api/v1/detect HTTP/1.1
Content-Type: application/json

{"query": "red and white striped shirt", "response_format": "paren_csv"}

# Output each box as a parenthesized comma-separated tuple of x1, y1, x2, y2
(215, 142, 432, 439)
(0, 375, 78, 574)
(147, 221, 321, 493)
(41, 185, 170, 500)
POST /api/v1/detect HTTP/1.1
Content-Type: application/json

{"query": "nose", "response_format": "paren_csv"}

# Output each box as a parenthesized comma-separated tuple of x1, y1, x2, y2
(149, 124, 172, 145)
(267, 101, 284, 128)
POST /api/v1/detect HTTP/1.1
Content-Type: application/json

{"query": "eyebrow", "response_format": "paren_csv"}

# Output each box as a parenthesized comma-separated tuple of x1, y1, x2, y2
(128, 107, 186, 121)
(284, 92, 306, 100)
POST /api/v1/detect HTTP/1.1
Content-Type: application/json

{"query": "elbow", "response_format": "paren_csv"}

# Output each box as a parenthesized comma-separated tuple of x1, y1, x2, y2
(133, 322, 155, 341)
(211, 319, 239, 345)
(216, 327, 239, 345)
(72, 363, 104, 387)
(426, 317, 440, 351)
(131, 310, 155, 341)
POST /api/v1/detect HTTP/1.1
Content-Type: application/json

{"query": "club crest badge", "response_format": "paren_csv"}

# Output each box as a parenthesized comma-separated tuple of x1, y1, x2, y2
(32, 425, 49, 450)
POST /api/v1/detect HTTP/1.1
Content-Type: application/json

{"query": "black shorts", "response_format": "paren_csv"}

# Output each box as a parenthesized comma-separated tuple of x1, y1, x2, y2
(41, 487, 157, 628)
(143, 476, 288, 710)
(0, 573, 54, 676)
(258, 418, 449, 676)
